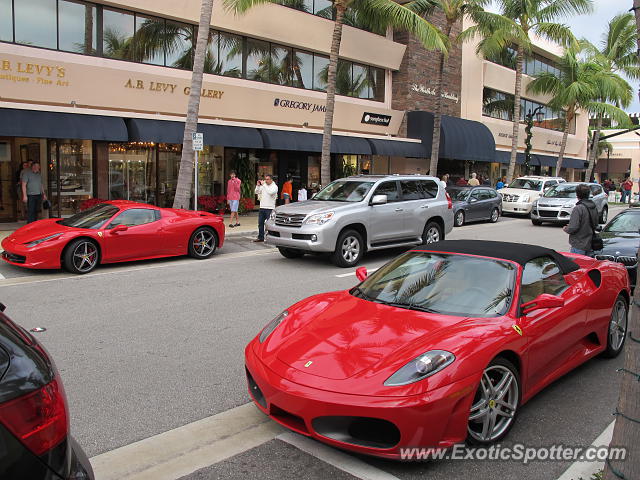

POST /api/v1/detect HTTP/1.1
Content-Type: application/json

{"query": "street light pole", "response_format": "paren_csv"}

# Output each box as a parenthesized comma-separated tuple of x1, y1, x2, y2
(524, 105, 545, 176)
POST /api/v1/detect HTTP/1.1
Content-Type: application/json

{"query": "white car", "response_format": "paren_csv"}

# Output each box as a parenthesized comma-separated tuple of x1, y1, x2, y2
(499, 176, 566, 215)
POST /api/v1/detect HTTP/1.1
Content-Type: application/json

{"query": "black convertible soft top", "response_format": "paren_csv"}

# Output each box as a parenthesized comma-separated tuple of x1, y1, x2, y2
(414, 240, 580, 274)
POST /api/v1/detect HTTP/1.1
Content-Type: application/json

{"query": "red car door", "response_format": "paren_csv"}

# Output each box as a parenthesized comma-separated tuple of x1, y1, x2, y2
(518, 256, 589, 392)
(102, 208, 164, 262)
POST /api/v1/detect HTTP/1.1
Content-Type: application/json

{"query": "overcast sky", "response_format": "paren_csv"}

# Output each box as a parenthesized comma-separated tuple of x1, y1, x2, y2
(488, 0, 640, 112)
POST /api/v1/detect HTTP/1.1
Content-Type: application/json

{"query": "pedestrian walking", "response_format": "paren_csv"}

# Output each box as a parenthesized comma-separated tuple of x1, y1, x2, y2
(21, 162, 46, 224)
(496, 176, 507, 190)
(621, 177, 633, 203)
(281, 174, 293, 204)
(467, 173, 480, 186)
(254, 175, 278, 243)
(227, 171, 241, 228)
(16, 160, 31, 220)
(298, 184, 308, 202)
(563, 183, 599, 257)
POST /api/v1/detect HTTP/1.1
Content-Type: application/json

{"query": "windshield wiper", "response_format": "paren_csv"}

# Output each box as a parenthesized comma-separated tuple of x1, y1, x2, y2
(376, 300, 440, 313)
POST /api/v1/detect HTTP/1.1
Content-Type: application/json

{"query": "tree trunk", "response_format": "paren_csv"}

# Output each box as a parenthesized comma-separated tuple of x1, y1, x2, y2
(555, 108, 573, 174)
(429, 21, 453, 177)
(603, 248, 640, 480)
(320, 2, 346, 187)
(172, 0, 214, 209)
(584, 115, 602, 182)
(506, 45, 524, 183)
(634, 0, 640, 58)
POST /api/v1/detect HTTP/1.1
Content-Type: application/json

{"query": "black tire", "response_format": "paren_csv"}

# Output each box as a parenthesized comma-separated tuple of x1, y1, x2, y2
(531, 218, 543, 226)
(421, 221, 443, 244)
(454, 210, 465, 227)
(188, 227, 217, 259)
(467, 357, 521, 445)
(489, 208, 500, 223)
(602, 294, 628, 358)
(278, 247, 305, 259)
(330, 229, 364, 268)
(600, 206, 608, 224)
(63, 238, 99, 274)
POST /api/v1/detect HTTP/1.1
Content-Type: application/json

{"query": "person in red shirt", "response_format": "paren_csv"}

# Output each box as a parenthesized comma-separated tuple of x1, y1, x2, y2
(621, 177, 633, 204)
(281, 174, 293, 204)
(227, 171, 242, 227)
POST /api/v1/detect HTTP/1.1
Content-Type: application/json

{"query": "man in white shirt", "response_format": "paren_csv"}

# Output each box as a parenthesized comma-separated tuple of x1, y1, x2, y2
(254, 175, 278, 242)
(297, 185, 308, 202)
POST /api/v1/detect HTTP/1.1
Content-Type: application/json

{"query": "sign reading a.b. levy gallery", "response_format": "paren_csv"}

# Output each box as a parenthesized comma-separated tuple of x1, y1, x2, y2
(0, 46, 405, 136)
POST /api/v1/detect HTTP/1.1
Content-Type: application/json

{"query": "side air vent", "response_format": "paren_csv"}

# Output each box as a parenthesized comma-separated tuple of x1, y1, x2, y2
(587, 269, 602, 288)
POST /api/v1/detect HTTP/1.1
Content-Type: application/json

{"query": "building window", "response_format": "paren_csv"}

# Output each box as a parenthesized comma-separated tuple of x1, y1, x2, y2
(487, 46, 561, 78)
(58, 1, 96, 54)
(313, 54, 330, 92)
(483, 87, 575, 134)
(292, 50, 313, 89)
(134, 14, 165, 65)
(15, 0, 57, 49)
(0, 0, 11, 42)
(164, 21, 194, 69)
(101, 8, 135, 60)
(217, 31, 243, 78)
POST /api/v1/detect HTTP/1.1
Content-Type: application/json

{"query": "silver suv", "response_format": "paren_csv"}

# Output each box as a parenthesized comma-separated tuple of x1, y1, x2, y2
(264, 175, 454, 267)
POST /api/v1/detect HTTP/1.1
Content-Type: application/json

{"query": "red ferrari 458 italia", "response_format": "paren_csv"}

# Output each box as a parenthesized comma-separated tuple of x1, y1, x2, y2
(245, 240, 630, 458)
(1, 201, 224, 274)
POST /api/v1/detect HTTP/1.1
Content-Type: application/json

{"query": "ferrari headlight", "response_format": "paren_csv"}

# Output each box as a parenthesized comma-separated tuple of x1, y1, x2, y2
(304, 212, 334, 225)
(520, 194, 530, 203)
(25, 233, 63, 248)
(259, 310, 288, 343)
(384, 350, 455, 386)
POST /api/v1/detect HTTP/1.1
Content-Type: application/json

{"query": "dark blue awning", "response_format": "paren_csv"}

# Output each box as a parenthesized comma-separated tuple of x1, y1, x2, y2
(0, 108, 128, 141)
(259, 129, 372, 155)
(494, 150, 587, 169)
(407, 111, 495, 162)
(126, 118, 263, 148)
(367, 138, 428, 158)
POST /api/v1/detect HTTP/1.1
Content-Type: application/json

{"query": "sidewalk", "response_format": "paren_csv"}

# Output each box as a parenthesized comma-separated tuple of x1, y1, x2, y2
(220, 212, 259, 237)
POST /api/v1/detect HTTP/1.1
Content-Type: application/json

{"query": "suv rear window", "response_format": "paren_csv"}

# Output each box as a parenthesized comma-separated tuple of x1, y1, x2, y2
(418, 180, 439, 199)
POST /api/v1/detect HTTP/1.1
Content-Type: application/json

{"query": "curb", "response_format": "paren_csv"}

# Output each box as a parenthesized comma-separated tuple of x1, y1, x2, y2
(226, 229, 258, 238)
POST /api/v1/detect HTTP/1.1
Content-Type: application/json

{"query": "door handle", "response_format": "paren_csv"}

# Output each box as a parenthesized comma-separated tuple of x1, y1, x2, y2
(420, 205, 429, 209)
(395, 208, 404, 212)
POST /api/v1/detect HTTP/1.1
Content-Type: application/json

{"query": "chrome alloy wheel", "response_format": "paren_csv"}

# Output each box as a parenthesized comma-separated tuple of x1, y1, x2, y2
(468, 365, 519, 443)
(425, 226, 441, 243)
(340, 235, 361, 264)
(73, 241, 98, 273)
(609, 297, 628, 352)
(192, 230, 215, 257)
(491, 208, 499, 222)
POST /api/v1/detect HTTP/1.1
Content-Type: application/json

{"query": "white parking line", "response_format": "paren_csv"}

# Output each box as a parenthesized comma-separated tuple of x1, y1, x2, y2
(555, 421, 615, 480)
(278, 432, 400, 480)
(335, 267, 379, 278)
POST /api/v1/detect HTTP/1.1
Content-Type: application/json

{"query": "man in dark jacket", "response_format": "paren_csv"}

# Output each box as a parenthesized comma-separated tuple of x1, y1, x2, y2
(563, 183, 598, 256)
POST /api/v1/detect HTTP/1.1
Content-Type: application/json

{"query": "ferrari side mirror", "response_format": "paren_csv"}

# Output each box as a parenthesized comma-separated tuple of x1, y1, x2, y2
(356, 267, 368, 282)
(521, 294, 564, 315)
(111, 224, 128, 234)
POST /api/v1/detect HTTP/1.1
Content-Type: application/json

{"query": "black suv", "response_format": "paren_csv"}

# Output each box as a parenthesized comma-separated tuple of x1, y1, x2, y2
(0, 304, 93, 479)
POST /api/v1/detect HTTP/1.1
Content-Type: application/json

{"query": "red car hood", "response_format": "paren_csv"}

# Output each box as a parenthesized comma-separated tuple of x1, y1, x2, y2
(5, 219, 73, 244)
(272, 291, 467, 380)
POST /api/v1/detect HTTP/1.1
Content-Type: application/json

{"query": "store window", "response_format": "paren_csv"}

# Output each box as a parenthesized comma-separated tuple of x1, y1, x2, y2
(15, 0, 57, 48)
(198, 146, 224, 196)
(48, 139, 93, 217)
(108, 143, 156, 204)
(102, 8, 135, 60)
(0, 0, 11, 42)
(158, 143, 181, 207)
(58, 0, 97, 54)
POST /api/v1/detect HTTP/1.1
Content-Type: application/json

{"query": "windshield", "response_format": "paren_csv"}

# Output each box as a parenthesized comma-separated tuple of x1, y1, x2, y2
(313, 180, 374, 202)
(508, 179, 543, 191)
(353, 252, 516, 317)
(59, 204, 119, 229)
(448, 188, 470, 201)
(544, 184, 577, 198)
(604, 213, 640, 233)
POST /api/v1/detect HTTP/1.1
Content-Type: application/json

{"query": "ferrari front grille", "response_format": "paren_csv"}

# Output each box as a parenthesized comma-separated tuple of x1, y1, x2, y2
(1, 251, 25, 264)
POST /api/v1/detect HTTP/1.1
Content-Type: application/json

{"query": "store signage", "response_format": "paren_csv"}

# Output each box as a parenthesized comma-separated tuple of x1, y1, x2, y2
(123, 78, 224, 99)
(192, 133, 203, 151)
(0, 58, 69, 86)
(273, 97, 326, 113)
(410, 83, 459, 103)
(361, 112, 391, 126)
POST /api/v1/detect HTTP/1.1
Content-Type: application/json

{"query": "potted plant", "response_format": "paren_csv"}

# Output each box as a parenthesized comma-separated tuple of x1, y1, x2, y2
(215, 195, 227, 215)
(239, 197, 255, 214)
(197, 195, 216, 212)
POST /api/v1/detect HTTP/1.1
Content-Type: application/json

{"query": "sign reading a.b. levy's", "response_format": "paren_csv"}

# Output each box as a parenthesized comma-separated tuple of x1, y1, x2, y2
(0, 46, 404, 136)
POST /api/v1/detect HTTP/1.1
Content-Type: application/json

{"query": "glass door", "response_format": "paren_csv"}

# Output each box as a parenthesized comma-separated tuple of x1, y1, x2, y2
(0, 139, 15, 221)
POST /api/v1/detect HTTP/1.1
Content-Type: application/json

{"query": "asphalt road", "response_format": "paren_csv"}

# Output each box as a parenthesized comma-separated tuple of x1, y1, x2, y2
(0, 209, 628, 480)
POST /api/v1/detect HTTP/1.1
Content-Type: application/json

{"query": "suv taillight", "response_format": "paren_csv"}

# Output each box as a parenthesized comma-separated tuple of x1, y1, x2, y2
(446, 192, 452, 209)
(0, 376, 68, 455)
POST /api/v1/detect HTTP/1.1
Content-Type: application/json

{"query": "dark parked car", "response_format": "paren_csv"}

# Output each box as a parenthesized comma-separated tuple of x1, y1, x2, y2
(595, 207, 640, 288)
(447, 186, 502, 227)
(0, 305, 94, 480)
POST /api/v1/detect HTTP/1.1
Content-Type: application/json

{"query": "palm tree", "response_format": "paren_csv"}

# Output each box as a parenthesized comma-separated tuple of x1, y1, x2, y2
(526, 46, 629, 173)
(468, 0, 593, 182)
(582, 13, 638, 181)
(173, 0, 214, 209)
(225, 0, 447, 187)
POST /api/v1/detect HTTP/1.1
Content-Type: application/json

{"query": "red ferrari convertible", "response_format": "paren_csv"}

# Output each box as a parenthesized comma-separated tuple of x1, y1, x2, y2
(1, 201, 224, 274)
(245, 240, 630, 458)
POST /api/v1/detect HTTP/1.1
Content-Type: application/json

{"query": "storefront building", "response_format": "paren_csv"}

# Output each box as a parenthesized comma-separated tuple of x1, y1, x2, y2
(595, 129, 640, 195)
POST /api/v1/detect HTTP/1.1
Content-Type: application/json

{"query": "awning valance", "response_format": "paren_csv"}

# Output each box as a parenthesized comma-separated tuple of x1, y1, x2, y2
(126, 118, 264, 148)
(368, 138, 428, 158)
(259, 129, 372, 155)
(0, 108, 128, 141)
(495, 150, 587, 169)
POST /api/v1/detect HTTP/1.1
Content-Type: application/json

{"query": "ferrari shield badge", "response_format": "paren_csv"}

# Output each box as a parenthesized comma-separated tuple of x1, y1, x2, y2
(97, 232, 103, 237)
(512, 325, 523, 336)
(304, 361, 313, 368)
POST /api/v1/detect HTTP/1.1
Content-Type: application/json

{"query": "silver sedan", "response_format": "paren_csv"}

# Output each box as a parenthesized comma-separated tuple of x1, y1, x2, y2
(531, 183, 609, 225)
